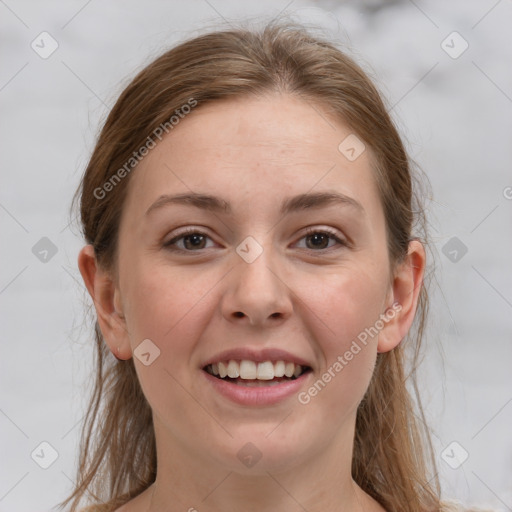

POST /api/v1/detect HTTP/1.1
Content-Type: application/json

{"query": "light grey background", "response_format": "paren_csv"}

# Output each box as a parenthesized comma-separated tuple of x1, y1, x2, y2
(1, 1, 511, 511)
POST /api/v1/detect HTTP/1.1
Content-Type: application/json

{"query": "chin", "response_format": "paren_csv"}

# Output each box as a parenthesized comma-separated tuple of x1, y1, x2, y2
(210, 430, 310, 476)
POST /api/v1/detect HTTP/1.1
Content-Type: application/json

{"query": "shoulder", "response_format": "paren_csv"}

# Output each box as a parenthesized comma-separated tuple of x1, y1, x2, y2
(77, 496, 143, 512)
(78, 505, 124, 512)
(440, 499, 497, 512)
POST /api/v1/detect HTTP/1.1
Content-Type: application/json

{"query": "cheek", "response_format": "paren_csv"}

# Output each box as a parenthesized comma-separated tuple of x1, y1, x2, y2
(122, 262, 216, 356)
(304, 264, 388, 355)
(120, 263, 219, 421)
(297, 265, 386, 413)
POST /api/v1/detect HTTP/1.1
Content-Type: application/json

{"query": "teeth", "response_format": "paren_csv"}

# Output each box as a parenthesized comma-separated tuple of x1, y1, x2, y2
(239, 360, 257, 379)
(256, 361, 274, 380)
(227, 360, 239, 378)
(284, 362, 295, 378)
(206, 360, 307, 381)
(274, 360, 285, 377)
(218, 361, 228, 378)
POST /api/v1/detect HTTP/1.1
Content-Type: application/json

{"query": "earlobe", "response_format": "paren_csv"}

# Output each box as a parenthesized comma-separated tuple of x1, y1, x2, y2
(377, 240, 426, 353)
(77, 245, 132, 360)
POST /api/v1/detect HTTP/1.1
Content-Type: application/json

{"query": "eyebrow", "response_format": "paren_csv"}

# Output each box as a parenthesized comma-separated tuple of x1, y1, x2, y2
(145, 191, 365, 217)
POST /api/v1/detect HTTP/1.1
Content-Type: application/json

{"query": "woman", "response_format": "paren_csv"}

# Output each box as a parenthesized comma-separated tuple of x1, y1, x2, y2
(61, 20, 482, 512)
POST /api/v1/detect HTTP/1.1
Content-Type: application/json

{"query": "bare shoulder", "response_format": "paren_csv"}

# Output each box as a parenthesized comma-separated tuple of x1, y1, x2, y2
(77, 503, 127, 512)
(78, 506, 119, 512)
(77, 487, 151, 512)
(440, 499, 497, 512)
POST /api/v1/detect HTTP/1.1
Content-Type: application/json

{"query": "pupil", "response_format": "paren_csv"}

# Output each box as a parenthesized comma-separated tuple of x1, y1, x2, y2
(308, 233, 327, 249)
(185, 234, 204, 249)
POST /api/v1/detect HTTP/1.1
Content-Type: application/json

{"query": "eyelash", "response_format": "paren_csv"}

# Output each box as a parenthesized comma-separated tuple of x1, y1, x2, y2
(163, 226, 347, 253)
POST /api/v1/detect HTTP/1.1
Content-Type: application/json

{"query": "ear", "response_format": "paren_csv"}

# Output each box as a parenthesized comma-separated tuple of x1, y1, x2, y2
(77, 245, 132, 360)
(377, 240, 426, 353)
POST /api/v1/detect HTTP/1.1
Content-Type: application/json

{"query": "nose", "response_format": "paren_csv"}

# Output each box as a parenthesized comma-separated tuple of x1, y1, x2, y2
(221, 245, 293, 327)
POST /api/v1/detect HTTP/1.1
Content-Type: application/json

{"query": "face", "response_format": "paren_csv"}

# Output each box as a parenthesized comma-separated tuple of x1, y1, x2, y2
(113, 93, 395, 473)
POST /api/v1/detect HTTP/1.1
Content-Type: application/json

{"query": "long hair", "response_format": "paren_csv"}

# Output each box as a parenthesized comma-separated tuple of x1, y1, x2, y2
(61, 20, 445, 512)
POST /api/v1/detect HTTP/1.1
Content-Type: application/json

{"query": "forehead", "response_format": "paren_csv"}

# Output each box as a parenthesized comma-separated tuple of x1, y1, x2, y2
(123, 93, 383, 222)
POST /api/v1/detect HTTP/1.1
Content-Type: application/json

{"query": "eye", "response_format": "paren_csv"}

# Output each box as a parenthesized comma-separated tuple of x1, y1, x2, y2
(164, 228, 215, 252)
(295, 227, 347, 251)
(163, 227, 347, 253)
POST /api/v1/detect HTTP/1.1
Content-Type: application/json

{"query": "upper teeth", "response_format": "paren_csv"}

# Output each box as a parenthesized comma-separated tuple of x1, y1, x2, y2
(206, 360, 304, 380)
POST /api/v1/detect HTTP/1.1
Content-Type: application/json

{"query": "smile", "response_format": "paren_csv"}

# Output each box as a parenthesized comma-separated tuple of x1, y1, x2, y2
(202, 360, 313, 405)
(204, 359, 310, 383)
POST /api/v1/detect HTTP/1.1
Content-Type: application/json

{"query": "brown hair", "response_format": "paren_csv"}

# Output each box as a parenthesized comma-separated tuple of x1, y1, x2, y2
(62, 20, 443, 512)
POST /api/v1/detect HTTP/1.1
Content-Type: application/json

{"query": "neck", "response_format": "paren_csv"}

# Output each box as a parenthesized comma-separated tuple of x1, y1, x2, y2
(148, 475, 368, 512)
(144, 416, 384, 512)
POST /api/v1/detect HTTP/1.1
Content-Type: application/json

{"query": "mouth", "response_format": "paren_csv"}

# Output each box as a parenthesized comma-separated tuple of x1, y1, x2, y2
(203, 360, 313, 387)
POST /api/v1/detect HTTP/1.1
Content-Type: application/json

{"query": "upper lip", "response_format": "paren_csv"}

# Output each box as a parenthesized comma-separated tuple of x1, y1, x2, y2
(201, 347, 313, 369)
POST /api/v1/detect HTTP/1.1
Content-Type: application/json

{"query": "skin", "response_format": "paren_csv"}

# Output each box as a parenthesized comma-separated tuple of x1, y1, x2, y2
(79, 92, 425, 512)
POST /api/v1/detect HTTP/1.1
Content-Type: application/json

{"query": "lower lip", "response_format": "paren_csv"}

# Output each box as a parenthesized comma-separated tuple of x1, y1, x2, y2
(201, 369, 311, 406)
